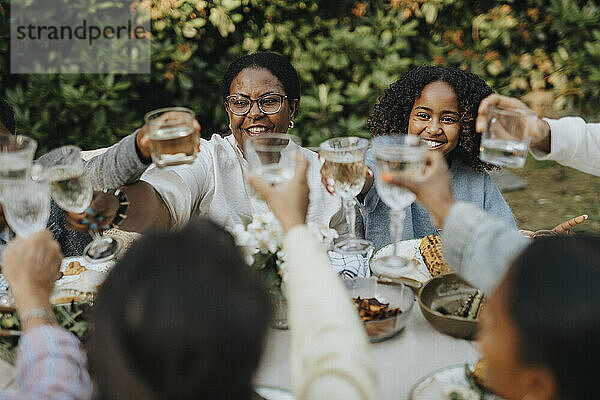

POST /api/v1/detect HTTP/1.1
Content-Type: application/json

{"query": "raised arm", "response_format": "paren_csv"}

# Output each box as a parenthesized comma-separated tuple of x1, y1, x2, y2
(250, 156, 378, 400)
(0, 231, 92, 400)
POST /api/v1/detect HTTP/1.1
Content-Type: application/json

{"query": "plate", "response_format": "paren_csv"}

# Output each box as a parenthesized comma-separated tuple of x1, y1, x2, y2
(371, 239, 430, 282)
(254, 385, 295, 400)
(408, 364, 503, 400)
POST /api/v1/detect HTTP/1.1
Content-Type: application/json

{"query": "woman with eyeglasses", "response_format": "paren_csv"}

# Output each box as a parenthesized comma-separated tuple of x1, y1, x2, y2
(92, 52, 341, 234)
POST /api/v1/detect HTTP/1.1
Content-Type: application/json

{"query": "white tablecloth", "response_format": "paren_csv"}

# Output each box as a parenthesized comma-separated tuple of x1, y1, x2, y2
(254, 302, 480, 400)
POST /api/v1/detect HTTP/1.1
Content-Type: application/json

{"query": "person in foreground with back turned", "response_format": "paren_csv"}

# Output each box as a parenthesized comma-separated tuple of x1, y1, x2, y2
(381, 152, 599, 400)
(0, 155, 376, 399)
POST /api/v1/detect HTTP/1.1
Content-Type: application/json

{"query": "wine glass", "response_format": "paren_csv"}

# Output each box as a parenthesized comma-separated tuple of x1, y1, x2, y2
(319, 137, 373, 254)
(370, 135, 428, 277)
(40, 146, 121, 263)
(2, 175, 50, 238)
(245, 134, 301, 186)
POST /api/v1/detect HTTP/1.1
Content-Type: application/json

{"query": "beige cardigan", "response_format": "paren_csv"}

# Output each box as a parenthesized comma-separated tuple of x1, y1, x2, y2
(285, 225, 378, 400)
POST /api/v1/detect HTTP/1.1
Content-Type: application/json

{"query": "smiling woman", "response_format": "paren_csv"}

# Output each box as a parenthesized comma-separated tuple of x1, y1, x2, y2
(359, 66, 516, 250)
(109, 52, 342, 237)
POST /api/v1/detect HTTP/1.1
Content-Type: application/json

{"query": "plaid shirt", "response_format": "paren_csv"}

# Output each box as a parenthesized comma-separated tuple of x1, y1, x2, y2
(0, 325, 92, 400)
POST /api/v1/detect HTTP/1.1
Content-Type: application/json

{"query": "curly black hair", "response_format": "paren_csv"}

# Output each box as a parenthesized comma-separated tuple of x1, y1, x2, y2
(367, 66, 495, 172)
(221, 52, 301, 104)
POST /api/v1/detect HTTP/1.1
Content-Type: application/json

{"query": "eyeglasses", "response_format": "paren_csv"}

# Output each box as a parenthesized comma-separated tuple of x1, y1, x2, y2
(226, 93, 288, 116)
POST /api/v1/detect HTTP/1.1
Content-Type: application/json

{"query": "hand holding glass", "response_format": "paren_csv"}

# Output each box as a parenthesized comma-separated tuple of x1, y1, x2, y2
(245, 133, 301, 189)
(144, 107, 198, 168)
(479, 106, 538, 168)
(41, 146, 120, 263)
(319, 137, 373, 254)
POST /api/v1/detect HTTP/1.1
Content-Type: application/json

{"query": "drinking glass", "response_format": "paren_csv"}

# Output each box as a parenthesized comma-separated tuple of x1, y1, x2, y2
(0, 135, 37, 201)
(370, 135, 428, 276)
(144, 107, 197, 168)
(245, 133, 301, 188)
(2, 176, 50, 238)
(319, 137, 373, 254)
(41, 146, 121, 263)
(479, 106, 538, 168)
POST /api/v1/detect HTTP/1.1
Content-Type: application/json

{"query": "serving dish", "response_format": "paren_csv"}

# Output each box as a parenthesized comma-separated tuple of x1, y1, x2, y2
(418, 273, 482, 339)
(344, 277, 415, 342)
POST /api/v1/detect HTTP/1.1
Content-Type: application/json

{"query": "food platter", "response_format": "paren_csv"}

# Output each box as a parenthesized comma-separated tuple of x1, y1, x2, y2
(371, 239, 431, 282)
(408, 363, 503, 400)
(51, 256, 114, 304)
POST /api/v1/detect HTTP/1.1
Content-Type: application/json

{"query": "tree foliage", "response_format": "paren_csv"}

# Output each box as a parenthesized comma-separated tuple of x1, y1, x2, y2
(0, 0, 598, 152)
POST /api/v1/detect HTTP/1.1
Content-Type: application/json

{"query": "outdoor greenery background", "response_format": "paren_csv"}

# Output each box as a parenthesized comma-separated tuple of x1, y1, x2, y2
(0, 0, 599, 153)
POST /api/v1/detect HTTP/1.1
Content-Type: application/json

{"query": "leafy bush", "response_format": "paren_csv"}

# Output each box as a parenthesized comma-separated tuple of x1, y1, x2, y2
(0, 0, 598, 153)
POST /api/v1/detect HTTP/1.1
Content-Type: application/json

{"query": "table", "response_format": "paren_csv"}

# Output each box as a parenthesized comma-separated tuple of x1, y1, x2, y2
(254, 302, 480, 400)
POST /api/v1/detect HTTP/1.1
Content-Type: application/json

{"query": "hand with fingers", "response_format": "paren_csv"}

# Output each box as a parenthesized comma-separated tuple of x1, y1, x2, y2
(2, 230, 62, 331)
(552, 214, 588, 234)
(476, 93, 551, 153)
(248, 154, 310, 233)
(66, 191, 120, 233)
(520, 215, 588, 238)
(380, 151, 455, 228)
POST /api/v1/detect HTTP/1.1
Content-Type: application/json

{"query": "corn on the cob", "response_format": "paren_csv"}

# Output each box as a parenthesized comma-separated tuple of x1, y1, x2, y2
(419, 234, 453, 277)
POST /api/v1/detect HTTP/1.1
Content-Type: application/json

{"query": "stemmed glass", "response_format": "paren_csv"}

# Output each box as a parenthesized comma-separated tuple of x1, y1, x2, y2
(370, 135, 428, 277)
(319, 137, 373, 254)
(40, 146, 121, 263)
(244, 134, 301, 207)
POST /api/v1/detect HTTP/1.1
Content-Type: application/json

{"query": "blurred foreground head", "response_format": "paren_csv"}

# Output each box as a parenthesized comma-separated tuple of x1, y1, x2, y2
(90, 219, 270, 400)
(480, 235, 600, 400)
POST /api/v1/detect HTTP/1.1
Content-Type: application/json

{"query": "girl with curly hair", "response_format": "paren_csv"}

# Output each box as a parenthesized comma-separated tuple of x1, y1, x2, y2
(359, 66, 515, 250)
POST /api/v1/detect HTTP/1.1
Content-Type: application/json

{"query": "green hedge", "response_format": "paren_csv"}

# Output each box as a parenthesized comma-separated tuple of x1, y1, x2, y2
(0, 0, 599, 153)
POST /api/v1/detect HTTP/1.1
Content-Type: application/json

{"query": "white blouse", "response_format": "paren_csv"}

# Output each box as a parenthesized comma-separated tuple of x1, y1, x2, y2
(141, 134, 342, 230)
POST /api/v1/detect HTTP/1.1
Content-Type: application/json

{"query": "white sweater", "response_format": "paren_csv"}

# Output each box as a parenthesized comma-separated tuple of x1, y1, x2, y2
(285, 225, 378, 400)
(532, 117, 600, 176)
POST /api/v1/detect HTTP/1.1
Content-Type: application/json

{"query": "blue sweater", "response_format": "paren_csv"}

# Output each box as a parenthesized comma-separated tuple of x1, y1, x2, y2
(359, 148, 516, 250)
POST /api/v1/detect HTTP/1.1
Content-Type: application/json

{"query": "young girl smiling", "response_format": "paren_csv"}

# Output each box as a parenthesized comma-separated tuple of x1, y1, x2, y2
(361, 66, 515, 250)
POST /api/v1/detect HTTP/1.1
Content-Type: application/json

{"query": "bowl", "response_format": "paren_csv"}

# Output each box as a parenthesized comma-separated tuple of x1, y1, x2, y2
(344, 277, 415, 342)
(418, 273, 481, 339)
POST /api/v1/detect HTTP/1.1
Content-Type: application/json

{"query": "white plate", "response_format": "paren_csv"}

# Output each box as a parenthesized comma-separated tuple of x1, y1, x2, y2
(408, 364, 503, 400)
(54, 256, 114, 290)
(371, 239, 430, 282)
(254, 386, 295, 400)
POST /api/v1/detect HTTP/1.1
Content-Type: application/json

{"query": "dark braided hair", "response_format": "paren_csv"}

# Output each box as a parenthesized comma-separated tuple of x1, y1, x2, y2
(221, 52, 301, 106)
(367, 66, 495, 172)
(0, 97, 16, 134)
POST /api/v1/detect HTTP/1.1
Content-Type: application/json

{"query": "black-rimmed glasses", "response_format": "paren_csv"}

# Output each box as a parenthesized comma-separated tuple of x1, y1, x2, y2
(226, 93, 288, 116)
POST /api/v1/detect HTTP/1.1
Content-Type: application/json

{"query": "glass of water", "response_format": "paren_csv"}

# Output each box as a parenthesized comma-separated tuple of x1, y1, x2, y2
(0, 135, 38, 202)
(319, 137, 373, 254)
(245, 133, 301, 187)
(370, 135, 428, 277)
(41, 146, 121, 263)
(144, 107, 198, 168)
(2, 176, 50, 238)
(479, 106, 538, 168)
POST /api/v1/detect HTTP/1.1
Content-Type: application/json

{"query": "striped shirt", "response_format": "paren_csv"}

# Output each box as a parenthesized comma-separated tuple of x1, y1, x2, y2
(0, 325, 92, 400)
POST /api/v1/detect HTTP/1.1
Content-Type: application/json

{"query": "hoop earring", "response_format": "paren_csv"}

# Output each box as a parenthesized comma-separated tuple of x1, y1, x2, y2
(228, 123, 232, 131)
(288, 120, 295, 129)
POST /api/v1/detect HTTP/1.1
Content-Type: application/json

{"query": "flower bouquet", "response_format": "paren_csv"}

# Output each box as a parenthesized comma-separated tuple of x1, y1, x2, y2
(231, 212, 338, 328)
